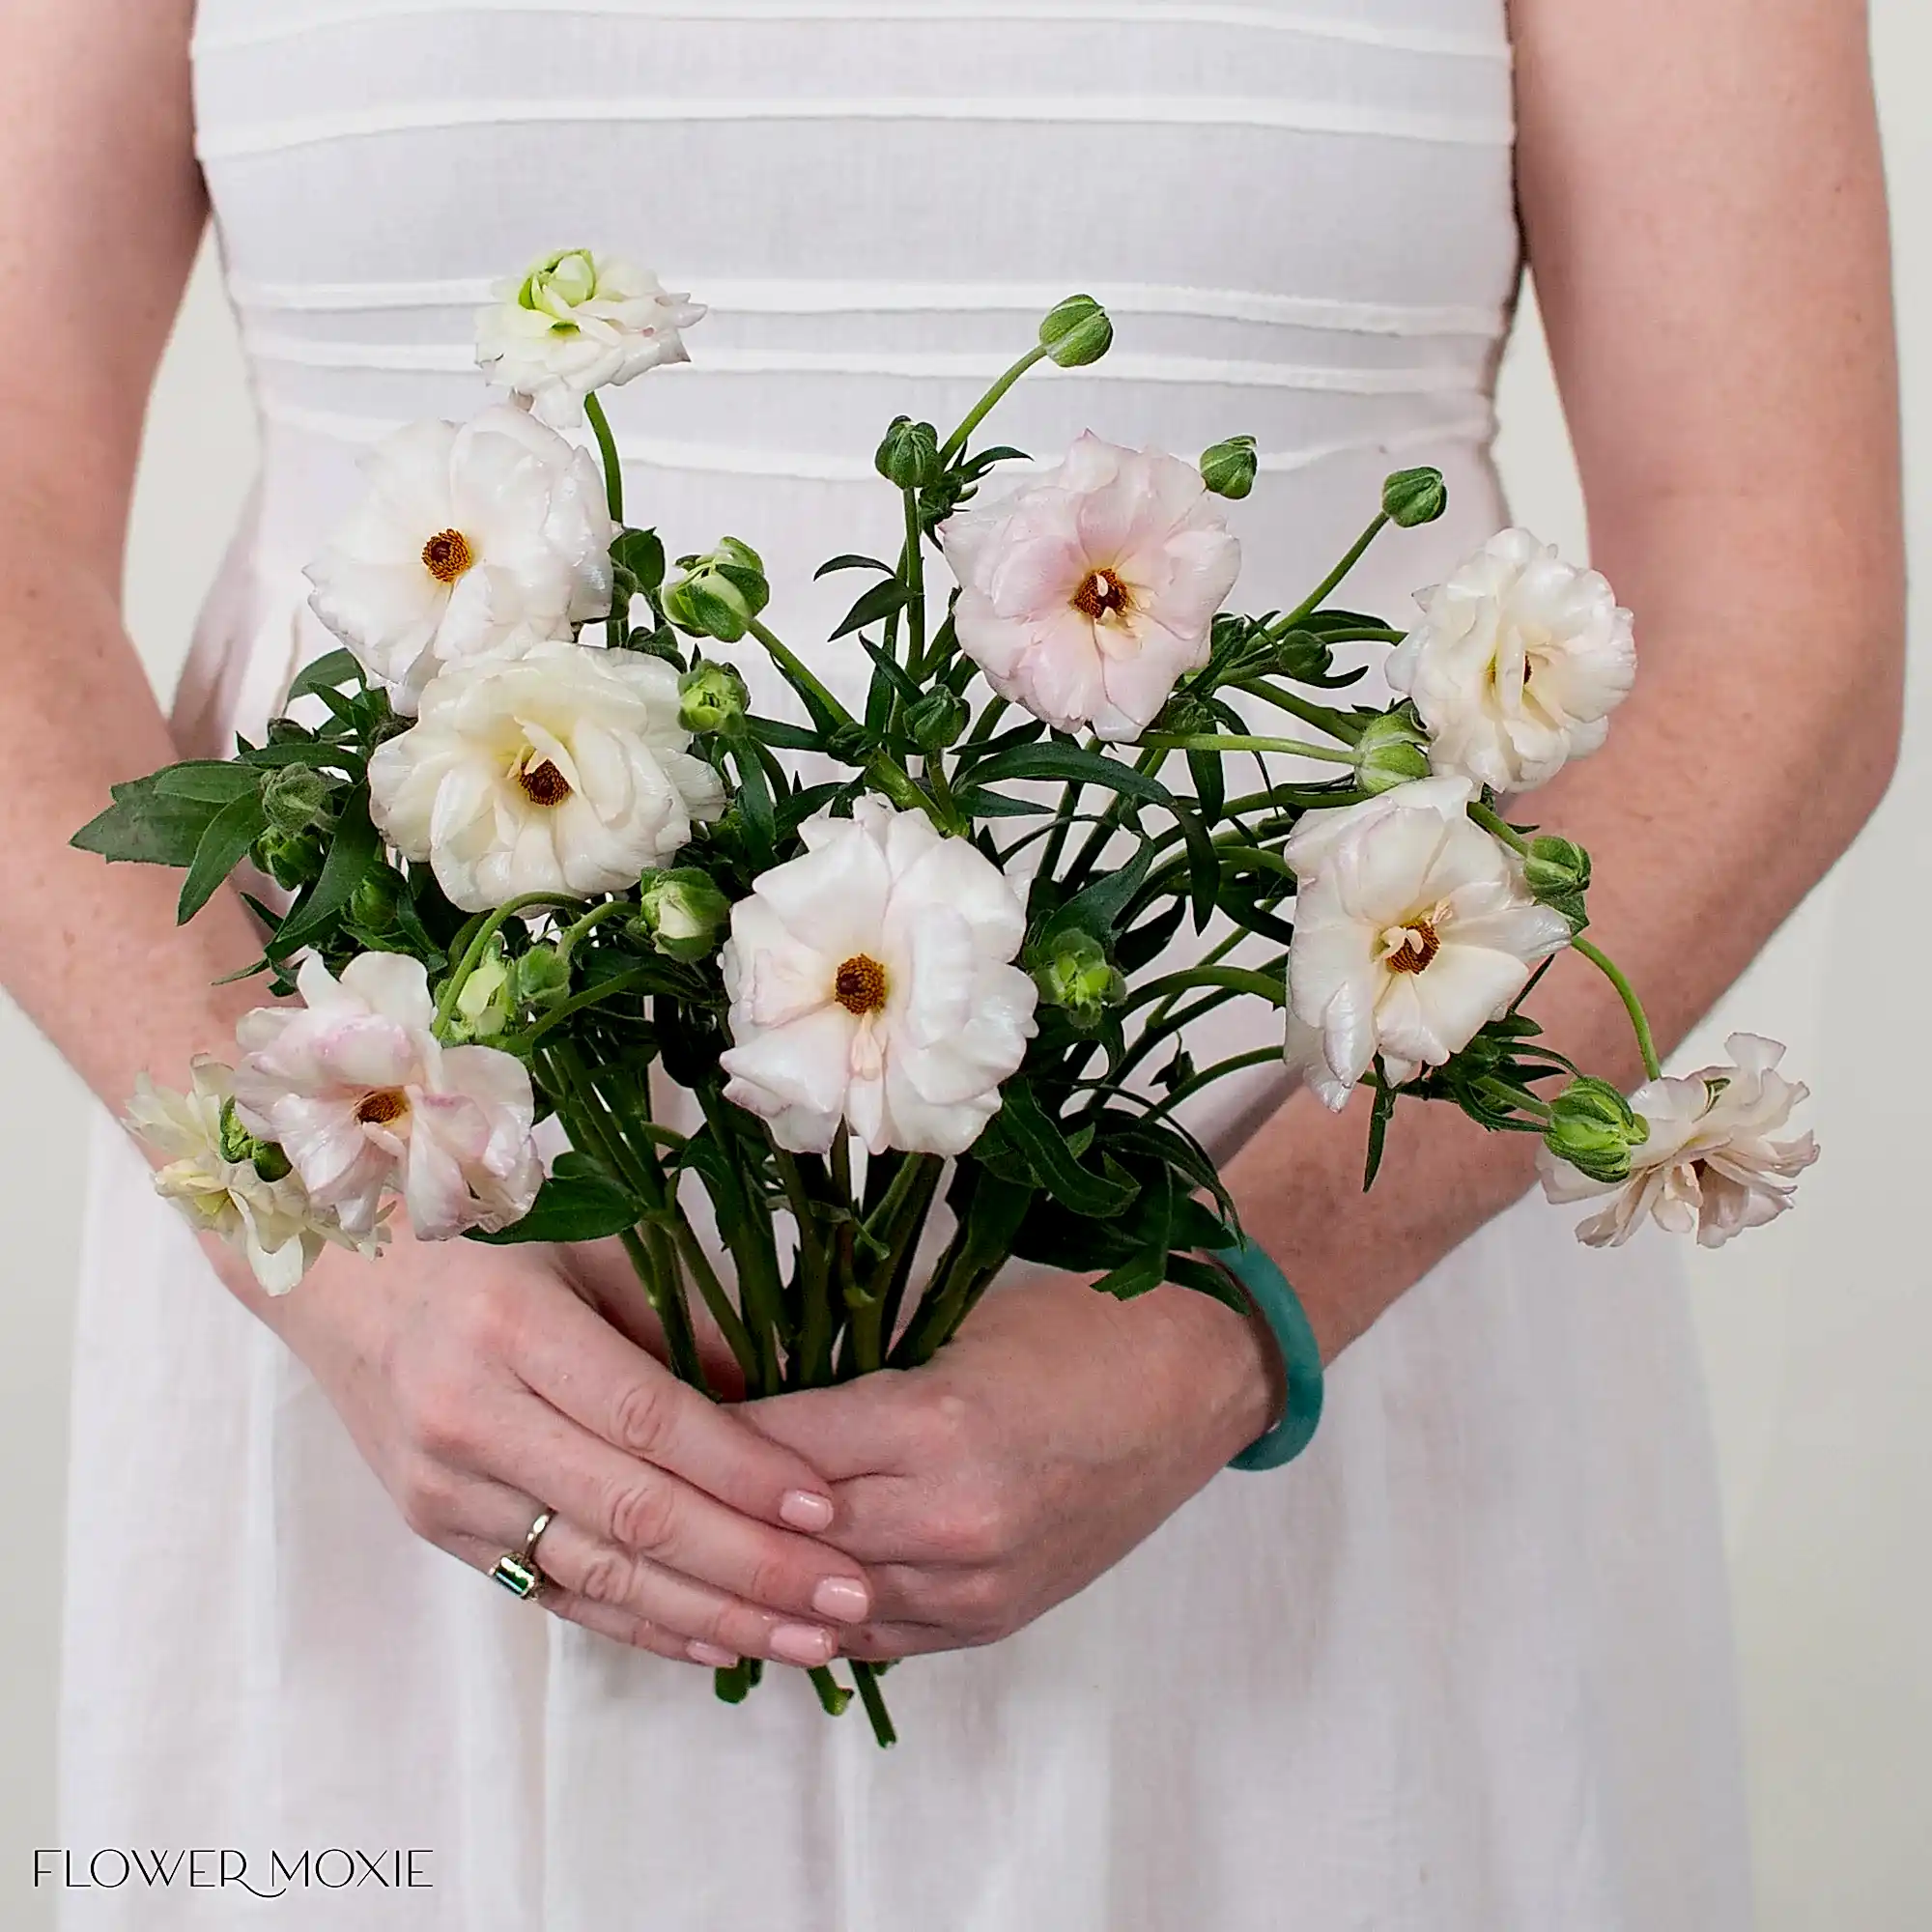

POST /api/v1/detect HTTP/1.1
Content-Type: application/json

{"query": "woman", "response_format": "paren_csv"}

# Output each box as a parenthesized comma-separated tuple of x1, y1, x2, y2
(13, 0, 1899, 1925)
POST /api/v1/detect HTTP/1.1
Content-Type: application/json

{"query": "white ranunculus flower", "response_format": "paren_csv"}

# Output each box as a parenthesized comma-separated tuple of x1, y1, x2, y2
(1386, 527, 1635, 794)
(941, 433, 1241, 742)
(1540, 1034, 1819, 1248)
(475, 247, 705, 427)
(1282, 779, 1573, 1109)
(367, 640, 725, 913)
(127, 1057, 374, 1293)
(305, 404, 615, 713)
(232, 953, 544, 1242)
(718, 800, 1038, 1156)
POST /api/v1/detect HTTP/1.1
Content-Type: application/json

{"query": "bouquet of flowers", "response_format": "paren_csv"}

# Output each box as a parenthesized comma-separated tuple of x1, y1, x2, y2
(82, 248, 1817, 1746)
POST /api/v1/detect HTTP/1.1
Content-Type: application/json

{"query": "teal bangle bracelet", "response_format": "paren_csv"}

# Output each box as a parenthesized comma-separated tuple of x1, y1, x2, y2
(1214, 1240, 1324, 1472)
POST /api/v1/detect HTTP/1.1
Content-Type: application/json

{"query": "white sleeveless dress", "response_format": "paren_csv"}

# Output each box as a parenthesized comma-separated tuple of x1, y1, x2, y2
(60, 4, 1752, 1926)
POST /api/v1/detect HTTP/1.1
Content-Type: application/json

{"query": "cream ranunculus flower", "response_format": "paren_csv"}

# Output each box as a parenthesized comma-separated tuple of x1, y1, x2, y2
(127, 1057, 375, 1293)
(475, 248, 705, 427)
(941, 433, 1241, 742)
(305, 404, 615, 712)
(232, 953, 544, 1242)
(718, 800, 1038, 1155)
(367, 640, 725, 913)
(1539, 1034, 1819, 1248)
(1282, 778, 1574, 1110)
(1386, 527, 1635, 794)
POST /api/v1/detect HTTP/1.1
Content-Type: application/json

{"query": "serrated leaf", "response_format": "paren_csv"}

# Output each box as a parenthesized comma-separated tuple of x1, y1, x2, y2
(71, 775, 224, 867)
(178, 791, 270, 923)
(156, 761, 266, 805)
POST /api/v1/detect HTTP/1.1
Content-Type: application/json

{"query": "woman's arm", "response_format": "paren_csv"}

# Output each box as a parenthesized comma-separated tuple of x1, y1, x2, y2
(3, 0, 873, 1670)
(752, 0, 1905, 1657)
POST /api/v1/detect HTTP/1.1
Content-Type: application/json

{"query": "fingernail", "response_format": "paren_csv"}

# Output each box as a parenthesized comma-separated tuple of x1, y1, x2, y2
(780, 1490, 835, 1531)
(687, 1640, 738, 1668)
(772, 1623, 836, 1666)
(811, 1577, 871, 1624)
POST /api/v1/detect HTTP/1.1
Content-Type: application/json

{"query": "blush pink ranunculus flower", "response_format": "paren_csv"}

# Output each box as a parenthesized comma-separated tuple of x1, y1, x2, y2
(232, 952, 543, 1241)
(941, 433, 1241, 742)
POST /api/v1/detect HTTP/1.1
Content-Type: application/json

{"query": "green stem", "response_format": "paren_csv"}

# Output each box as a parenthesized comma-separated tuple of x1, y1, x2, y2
(808, 1665, 854, 1718)
(1573, 937, 1662, 1080)
(1138, 1044, 1285, 1123)
(583, 391, 624, 523)
(615, 1227, 708, 1390)
(746, 617, 860, 731)
(899, 488, 927, 677)
(1118, 963, 1286, 1014)
(1276, 510, 1389, 632)
(1233, 679, 1364, 744)
(938, 343, 1049, 465)
(851, 1661, 897, 1747)
(432, 891, 585, 1035)
(554, 899, 631, 960)
(1139, 731, 1357, 766)
(1466, 799, 1530, 854)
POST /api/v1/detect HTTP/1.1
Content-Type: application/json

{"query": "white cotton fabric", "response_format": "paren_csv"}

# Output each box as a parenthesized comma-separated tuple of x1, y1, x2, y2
(59, 3, 1751, 1925)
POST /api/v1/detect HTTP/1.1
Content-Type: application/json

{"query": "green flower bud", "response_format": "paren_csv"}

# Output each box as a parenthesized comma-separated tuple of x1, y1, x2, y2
(217, 1099, 291, 1182)
(1381, 466, 1448, 527)
(874, 415, 942, 491)
(663, 538, 770, 643)
(453, 940, 514, 1040)
(632, 866, 732, 962)
(1354, 710, 1433, 793)
(1199, 435, 1259, 501)
(1033, 928, 1125, 1032)
(907, 687, 968, 753)
(261, 765, 335, 835)
(1037, 295, 1114, 369)
(349, 867, 405, 935)
(677, 658, 751, 735)
(252, 823, 328, 892)
(1543, 1075, 1650, 1185)
(1523, 835, 1592, 902)
(511, 945, 573, 1009)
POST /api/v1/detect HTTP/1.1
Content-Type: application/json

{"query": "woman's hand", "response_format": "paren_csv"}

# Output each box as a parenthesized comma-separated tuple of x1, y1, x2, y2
(253, 1235, 875, 1671)
(746, 1273, 1281, 1660)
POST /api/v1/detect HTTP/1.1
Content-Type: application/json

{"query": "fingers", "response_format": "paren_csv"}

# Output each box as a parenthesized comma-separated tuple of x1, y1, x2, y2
(743, 1375, 926, 1485)
(479, 1397, 874, 1628)
(513, 1288, 841, 1531)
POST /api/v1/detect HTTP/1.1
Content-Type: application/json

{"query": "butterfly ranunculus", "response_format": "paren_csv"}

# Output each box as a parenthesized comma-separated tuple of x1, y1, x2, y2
(232, 954, 544, 1242)
(1386, 527, 1635, 794)
(475, 247, 705, 427)
(1282, 778, 1574, 1109)
(718, 801, 1038, 1156)
(941, 433, 1241, 743)
(367, 640, 725, 914)
(1539, 1034, 1819, 1248)
(305, 404, 615, 712)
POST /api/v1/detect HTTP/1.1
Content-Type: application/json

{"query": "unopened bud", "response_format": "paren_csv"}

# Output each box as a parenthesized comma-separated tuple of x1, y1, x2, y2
(1544, 1076, 1649, 1184)
(349, 867, 405, 935)
(663, 538, 769, 643)
(907, 687, 968, 752)
(678, 658, 750, 735)
(252, 823, 327, 892)
(1523, 835, 1592, 901)
(1038, 295, 1113, 369)
(632, 867, 731, 962)
(262, 765, 334, 834)
(1034, 928, 1125, 1032)
(1200, 435, 1258, 501)
(1354, 710, 1433, 793)
(874, 415, 942, 491)
(218, 1099, 291, 1182)
(453, 940, 513, 1040)
(511, 945, 573, 1009)
(1381, 466, 1447, 528)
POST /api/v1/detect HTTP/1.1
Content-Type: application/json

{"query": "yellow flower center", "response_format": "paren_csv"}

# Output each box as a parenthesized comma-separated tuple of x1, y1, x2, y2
(833, 953, 890, 1015)
(516, 758, 573, 807)
(1071, 567, 1132, 623)
(355, 1089, 409, 1126)
(422, 528, 475, 583)
(1381, 918, 1441, 975)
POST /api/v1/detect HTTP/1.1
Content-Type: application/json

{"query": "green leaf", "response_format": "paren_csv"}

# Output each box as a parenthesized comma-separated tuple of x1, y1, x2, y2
(270, 786, 380, 955)
(830, 576, 912, 641)
(1043, 840, 1152, 942)
(963, 742, 1175, 807)
(71, 774, 226, 867)
(859, 638, 923, 708)
(611, 527, 667, 595)
(813, 553, 895, 580)
(990, 1079, 1140, 1218)
(745, 715, 823, 752)
(1362, 1062, 1399, 1191)
(1171, 800, 1220, 932)
(156, 761, 265, 805)
(466, 1154, 641, 1244)
(954, 787, 1050, 819)
(1186, 746, 1225, 821)
(285, 648, 367, 704)
(178, 791, 270, 923)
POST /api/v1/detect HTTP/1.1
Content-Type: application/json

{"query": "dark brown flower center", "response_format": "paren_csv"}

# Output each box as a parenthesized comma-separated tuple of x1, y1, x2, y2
(1384, 920, 1441, 975)
(517, 759, 573, 807)
(422, 528, 474, 583)
(355, 1089, 409, 1126)
(833, 953, 890, 1015)
(1071, 567, 1131, 622)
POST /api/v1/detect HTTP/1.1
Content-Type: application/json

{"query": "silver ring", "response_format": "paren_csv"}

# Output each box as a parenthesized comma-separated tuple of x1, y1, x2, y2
(489, 1505, 558, 1602)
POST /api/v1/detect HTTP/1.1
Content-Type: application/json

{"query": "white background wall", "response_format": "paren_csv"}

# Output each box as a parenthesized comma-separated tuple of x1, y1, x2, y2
(2, 9, 1926, 1922)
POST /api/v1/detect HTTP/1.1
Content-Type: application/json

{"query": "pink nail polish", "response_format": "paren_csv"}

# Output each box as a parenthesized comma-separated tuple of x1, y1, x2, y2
(780, 1489, 835, 1531)
(811, 1577, 870, 1624)
(772, 1623, 835, 1666)
(687, 1640, 738, 1668)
